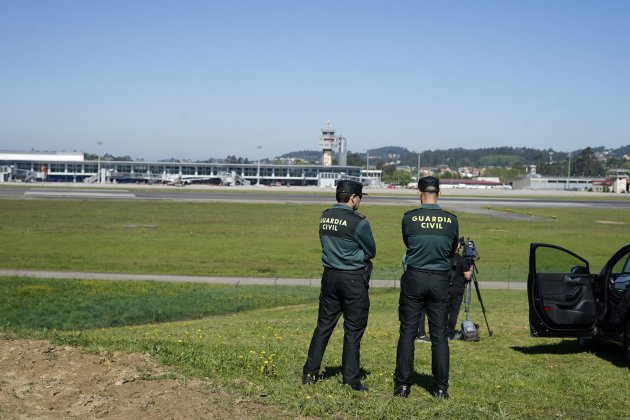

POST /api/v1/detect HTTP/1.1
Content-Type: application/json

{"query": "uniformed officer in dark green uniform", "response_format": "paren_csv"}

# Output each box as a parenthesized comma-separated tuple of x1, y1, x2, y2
(393, 176, 459, 400)
(302, 180, 376, 391)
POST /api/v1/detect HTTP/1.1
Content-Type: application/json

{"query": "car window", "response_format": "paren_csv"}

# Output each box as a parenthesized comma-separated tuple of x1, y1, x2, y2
(611, 251, 630, 290)
(611, 252, 630, 275)
(536, 246, 587, 274)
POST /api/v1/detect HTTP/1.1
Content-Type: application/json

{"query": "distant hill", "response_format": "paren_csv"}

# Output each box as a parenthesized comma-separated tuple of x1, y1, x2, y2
(404, 146, 553, 168)
(364, 146, 409, 159)
(280, 145, 629, 169)
(279, 150, 322, 162)
(613, 145, 630, 155)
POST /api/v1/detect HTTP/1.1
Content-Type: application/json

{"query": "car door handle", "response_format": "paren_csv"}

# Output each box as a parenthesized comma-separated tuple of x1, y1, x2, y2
(565, 277, 586, 286)
(564, 287, 582, 301)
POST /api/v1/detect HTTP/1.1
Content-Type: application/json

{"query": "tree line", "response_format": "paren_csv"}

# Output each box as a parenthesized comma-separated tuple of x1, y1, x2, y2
(345, 146, 627, 184)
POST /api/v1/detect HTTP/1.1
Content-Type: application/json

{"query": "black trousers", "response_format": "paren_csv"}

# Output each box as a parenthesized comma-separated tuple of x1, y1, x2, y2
(394, 269, 450, 392)
(447, 288, 465, 335)
(418, 287, 465, 337)
(303, 268, 370, 385)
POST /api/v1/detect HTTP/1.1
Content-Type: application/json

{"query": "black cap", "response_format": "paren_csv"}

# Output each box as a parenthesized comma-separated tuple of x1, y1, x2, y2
(418, 176, 440, 192)
(336, 180, 367, 196)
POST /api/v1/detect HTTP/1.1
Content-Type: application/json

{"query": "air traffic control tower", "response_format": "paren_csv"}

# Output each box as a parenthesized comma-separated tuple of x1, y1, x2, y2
(318, 121, 347, 166)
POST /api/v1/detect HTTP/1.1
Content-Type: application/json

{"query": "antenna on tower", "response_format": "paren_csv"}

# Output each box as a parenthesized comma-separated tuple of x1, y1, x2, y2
(338, 135, 347, 166)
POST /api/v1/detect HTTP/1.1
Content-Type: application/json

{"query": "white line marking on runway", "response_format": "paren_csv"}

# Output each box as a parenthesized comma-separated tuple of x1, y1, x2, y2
(25, 190, 136, 198)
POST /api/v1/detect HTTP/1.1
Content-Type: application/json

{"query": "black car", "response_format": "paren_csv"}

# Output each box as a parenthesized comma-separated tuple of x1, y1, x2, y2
(527, 242, 630, 366)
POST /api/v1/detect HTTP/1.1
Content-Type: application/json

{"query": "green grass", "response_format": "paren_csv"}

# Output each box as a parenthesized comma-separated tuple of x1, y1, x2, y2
(0, 199, 628, 281)
(2, 197, 628, 417)
(2, 277, 628, 418)
(0, 276, 320, 330)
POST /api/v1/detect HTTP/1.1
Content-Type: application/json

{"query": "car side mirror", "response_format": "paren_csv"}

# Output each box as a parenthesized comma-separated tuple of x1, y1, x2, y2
(570, 265, 588, 275)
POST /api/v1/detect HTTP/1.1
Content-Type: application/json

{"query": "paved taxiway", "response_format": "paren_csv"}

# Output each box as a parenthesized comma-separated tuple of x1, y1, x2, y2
(1, 183, 628, 220)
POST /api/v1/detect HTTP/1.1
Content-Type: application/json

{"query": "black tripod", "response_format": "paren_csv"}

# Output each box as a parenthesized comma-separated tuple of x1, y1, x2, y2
(466, 260, 493, 336)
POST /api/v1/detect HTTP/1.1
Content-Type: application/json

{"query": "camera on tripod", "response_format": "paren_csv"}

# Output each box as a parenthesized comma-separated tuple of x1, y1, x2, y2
(458, 236, 493, 338)
(459, 237, 479, 264)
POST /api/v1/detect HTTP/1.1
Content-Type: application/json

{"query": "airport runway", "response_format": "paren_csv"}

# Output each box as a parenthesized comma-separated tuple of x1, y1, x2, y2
(1, 184, 629, 220)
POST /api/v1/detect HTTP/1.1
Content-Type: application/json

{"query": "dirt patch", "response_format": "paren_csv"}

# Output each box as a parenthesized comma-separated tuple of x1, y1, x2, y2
(0, 338, 296, 419)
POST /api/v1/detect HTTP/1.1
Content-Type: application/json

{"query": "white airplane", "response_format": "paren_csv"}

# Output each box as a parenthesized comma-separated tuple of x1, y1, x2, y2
(162, 174, 222, 186)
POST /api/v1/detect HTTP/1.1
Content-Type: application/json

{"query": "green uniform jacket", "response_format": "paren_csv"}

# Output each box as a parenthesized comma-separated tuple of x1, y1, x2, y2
(402, 203, 458, 271)
(319, 204, 376, 270)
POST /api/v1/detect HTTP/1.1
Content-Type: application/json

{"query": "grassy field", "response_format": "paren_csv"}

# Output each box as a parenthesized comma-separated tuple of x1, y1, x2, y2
(0, 199, 628, 281)
(2, 276, 629, 418)
(0, 276, 320, 330)
(2, 196, 629, 417)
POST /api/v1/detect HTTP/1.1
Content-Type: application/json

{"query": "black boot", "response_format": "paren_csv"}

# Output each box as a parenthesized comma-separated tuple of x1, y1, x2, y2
(302, 373, 317, 385)
(433, 389, 449, 400)
(393, 385, 410, 398)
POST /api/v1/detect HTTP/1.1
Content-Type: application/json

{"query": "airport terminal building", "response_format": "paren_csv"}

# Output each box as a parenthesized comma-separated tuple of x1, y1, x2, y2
(3, 150, 625, 192)
(0, 151, 381, 187)
(513, 169, 629, 193)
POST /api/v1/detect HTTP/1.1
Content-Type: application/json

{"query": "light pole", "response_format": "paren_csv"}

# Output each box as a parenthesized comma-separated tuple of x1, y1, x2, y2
(96, 141, 103, 183)
(566, 152, 571, 190)
(256, 145, 262, 186)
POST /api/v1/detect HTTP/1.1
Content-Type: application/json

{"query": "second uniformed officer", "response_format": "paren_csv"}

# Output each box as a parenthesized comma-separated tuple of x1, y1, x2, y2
(302, 180, 376, 391)
(393, 176, 459, 400)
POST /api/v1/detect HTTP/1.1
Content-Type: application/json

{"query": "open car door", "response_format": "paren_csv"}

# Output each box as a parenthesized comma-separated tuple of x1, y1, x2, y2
(528, 243, 597, 338)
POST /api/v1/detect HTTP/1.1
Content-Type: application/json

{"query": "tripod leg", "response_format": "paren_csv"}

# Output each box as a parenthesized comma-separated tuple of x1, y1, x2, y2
(472, 274, 493, 336)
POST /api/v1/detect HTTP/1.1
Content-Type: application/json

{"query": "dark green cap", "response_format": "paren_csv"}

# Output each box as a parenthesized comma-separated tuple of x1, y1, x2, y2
(336, 180, 367, 196)
(418, 176, 440, 192)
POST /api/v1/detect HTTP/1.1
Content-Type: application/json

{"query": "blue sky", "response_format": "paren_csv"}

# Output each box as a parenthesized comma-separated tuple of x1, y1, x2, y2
(1, 1, 628, 161)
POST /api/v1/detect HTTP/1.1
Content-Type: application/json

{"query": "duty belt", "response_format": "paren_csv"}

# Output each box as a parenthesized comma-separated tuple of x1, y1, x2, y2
(324, 267, 366, 274)
(407, 267, 450, 275)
